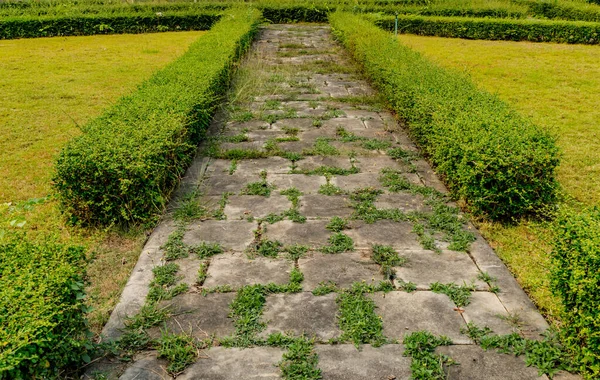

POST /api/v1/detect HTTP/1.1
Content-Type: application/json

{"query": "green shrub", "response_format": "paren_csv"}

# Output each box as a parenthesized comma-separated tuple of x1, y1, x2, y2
(331, 12, 559, 220)
(374, 14, 600, 44)
(260, 5, 329, 23)
(551, 208, 600, 378)
(526, 0, 600, 23)
(0, 234, 90, 379)
(0, 12, 220, 39)
(53, 8, 261, 226)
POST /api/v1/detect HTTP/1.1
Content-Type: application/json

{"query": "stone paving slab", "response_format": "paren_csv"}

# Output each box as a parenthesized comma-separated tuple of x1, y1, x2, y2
(235, 157, 291, 175)
(269, 173, 326, 194)
(374, 193, 429, 212)
(118, 352, 171, 380)
(370, 291, 470, 343)
(462, 292, 518, 335)
(299, 251, 383, 290)
(436, 345, 546, 380)
(346, 220, 423, 251)
(331, 173, 387, 191)
(392, 250, 489, 290)
(183, 220, 257, 252)
(299, 194, 354, 218)
(224, 195, 291, 219)
(203, 253, 292, 288)
(261, 293, 341, 342)
(147, 293, 236, 340)
(316, 344, 412, 380)
(178, 347, 284, 380)
(264, 220, 331, 248)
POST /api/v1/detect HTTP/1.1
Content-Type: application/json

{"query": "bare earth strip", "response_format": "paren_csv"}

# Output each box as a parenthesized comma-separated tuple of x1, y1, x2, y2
(88, 25, 560, 380)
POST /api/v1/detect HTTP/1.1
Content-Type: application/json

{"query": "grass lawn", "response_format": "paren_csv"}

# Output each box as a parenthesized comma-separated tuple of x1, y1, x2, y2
(0, 30, 205, 333)
(397, 34, 600, 322)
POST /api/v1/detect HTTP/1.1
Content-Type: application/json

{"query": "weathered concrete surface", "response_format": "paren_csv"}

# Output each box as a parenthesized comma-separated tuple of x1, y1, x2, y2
(370, 291, 470, 344)
(263, 220, 331, 248)
(462, 292, 517, 335)
(119, 352, 171, 380)
(393, 250, 488, 290)
(316, 344, 412, 380)
(203, 253, 292, 288)
(183, 220, 257, 252)
(299, 251, 383, 290)
(224, 195, 291, 219)
(346, 220, 422, 251)
(146, 293, 236, 339)
(436, 345, 546, 379)
(178, 347, 283, 379)
(261, 293, 341, 342)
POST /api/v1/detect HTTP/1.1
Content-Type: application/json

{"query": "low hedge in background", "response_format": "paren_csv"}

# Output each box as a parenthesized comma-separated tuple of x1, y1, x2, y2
(54, 8, 261, 226)
(0, 11, 220, 39)
(525, 0, 600, 23)
(374, 14, 600, 44)
(552, 208, 600, 379)
(260, 5, 329, 23)
(0, 235, 89, 379)
(331, 12, 559, 220)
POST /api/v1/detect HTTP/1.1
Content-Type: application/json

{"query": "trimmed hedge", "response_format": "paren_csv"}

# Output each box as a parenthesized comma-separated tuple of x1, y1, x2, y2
(526, 0, 600, 23)
(0, 12, 220, 39)
(374, 14, 600, 44)
(0, 235, 89, 379)
(331, 12, 559, 220)
(260, 5, 329, 23)
(53, 8, 261, 226)
(552, 208, 600, 379)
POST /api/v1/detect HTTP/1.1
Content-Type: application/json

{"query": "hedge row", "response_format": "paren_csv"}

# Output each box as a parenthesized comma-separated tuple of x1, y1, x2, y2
(260, 5, 329, 23)
(0, 12, 220, 39)
(330, 12, 559, 220)
(523, 0, 600, 23)
(552, 208, 600, 379)
(0, 235, 88, 379)
(374, 14, 600, 44)
(53, 8, 261, 226)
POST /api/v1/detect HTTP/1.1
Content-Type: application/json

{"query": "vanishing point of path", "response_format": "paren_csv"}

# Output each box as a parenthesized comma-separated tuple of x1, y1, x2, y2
(89, 25, 558, 380)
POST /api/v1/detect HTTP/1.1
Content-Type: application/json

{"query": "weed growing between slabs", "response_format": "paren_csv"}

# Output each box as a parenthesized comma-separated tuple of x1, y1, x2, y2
(371, 244, 407, 281)
(430, 282, 476, 308)
(263, 187, 307, 224)
(462, 323, 575, 377)
(320, 232, 354, 254)
(403, 331, 453, 380)
(242, 170, 275, 197)
(336, 282, 393, 347)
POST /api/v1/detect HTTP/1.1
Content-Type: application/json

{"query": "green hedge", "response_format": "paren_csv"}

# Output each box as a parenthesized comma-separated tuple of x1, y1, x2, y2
(374, 14, 600, 44)
(552, 208, 600, 379)
(53, 8, 261, 226)
(260, 5, 330, 23)
(331, 12, 559, 220)
(0, 12, 220, 39)
(526, 1, 600, 23)
(0, 235, 89, 379)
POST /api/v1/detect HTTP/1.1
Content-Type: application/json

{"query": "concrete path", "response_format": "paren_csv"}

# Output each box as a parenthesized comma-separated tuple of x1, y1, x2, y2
(88, 25, 560, 380)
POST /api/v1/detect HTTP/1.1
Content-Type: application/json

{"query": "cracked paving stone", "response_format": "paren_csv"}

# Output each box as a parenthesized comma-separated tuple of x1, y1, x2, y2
(261, 293, 341, 341)
(184, 220, 256, 252)
(436, 345, 546, 380)
(316, 344, 412, 380)
(147, 293, 236, 340)
(269, 173, 326, 193)
(370, 291, 469, 343)
(263, 220, 331, 248)
(346, 220, 422, 251)
(462, 292, 517, 335)
(224, 195, 291, 219)
(299, 251, 384, 290)
(392, 250, 488, 290)
(178, 347, 284, 380)
(299, 194, 354, 218)
(119, 352, 171, 380)
(203, 253, 291, 288)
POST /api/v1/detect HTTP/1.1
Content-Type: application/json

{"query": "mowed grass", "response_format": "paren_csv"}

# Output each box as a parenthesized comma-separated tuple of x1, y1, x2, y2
(0, 31, 205, 333)
(397, 35, 600, 321)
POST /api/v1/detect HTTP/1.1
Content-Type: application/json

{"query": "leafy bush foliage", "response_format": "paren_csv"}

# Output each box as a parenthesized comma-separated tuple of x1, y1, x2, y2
(0, 12, 219, 39)
(551, 208, 600, 378)
(374, 14, 600, 44)
(0, 235, 90, 379)
(54, 8, 261, 226)
(331, 12, 559, 220)
(260, 5, 329, 23)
